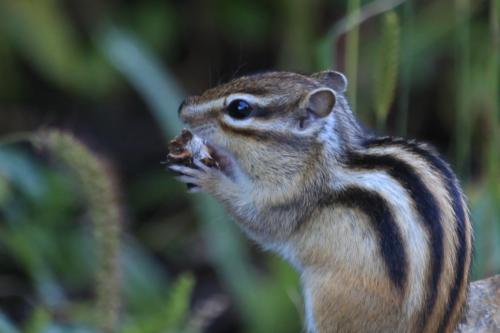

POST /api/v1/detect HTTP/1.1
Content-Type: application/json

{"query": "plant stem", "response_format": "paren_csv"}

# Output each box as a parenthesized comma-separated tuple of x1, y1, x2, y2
(346, 0, 360, 111)
(398, 0, 414, 136)
(278, 0, 314, 71)
(316, 0, 406, 70)
(454, 0, 471, 177)
(488, 0, 500, 184)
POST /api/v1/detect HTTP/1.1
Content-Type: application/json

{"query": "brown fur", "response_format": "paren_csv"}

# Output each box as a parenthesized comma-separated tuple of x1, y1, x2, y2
(173, 70, 473, 333)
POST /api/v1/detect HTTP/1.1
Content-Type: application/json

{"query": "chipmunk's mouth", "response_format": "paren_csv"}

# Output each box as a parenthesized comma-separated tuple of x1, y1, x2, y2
(186, 126, 235, 176)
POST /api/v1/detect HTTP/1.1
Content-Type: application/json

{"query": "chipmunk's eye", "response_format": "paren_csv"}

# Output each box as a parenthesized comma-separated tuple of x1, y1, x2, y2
(226, 99, 253, 119)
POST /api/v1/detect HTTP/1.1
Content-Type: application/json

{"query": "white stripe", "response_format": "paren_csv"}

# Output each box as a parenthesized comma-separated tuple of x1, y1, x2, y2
(184, 97, 225, 115)
(184, 94, 285, 116)
(332, 167, 428, 315)
(226, 93, 284, 107)
(303, 285, 318, 333)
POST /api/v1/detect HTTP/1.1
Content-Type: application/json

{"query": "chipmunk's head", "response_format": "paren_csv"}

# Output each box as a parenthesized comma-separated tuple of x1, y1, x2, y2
(178, 70, 356, 183)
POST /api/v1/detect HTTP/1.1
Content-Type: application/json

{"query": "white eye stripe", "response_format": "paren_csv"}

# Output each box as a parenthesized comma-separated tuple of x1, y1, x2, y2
(222, 114, 254, 127)
(183, 94, 284, 116)
(226, 94, 284, 108)
(183, 97, 225, 115)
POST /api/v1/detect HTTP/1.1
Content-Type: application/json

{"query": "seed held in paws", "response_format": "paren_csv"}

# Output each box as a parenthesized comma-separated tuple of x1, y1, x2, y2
(165, 129, 219, 189)
(166, 129, 219, 168)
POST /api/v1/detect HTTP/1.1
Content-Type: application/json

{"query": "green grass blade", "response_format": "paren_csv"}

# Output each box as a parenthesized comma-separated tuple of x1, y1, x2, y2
(0, 313, 20, 333)
(454, 0, 472, 177)
(99, 28, 183, 136)
(0, 0, 116, 96)
(374, 11, 400, 130)
(397, 0, 414, 136)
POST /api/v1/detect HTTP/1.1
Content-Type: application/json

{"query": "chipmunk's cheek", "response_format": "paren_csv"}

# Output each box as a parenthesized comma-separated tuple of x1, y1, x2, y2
(189, 126, 244, 180)
(205, 143, 237, 176)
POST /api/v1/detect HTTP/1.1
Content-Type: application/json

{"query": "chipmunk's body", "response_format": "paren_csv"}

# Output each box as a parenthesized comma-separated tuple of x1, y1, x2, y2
(171, 71, 473, 333)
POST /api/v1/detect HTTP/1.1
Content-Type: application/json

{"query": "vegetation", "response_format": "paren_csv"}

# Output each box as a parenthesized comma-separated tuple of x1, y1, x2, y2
(0, 0, 498, 332)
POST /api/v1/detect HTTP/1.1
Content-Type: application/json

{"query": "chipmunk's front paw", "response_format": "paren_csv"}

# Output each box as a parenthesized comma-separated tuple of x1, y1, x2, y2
(169, 160, 225, 193)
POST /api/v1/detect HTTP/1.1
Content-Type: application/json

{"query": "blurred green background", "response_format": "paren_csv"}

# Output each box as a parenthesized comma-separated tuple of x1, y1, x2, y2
(0, 0, 499, 332)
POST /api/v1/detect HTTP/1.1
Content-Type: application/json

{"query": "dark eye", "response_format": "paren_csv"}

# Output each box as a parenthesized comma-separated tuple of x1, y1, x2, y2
(226, 99, 253, 119)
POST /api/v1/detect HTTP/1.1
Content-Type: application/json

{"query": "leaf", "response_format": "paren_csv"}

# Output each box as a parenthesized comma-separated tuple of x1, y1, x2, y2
(120, 241, 169, 313)
(24, 307, 51, 333)
(0, 312, 20, 333)
(0, 0, 116, 96)
(98, 28, 183, 136)
(161, 274, 195, 331)
(0, 173, 10, 206)
(122, 273, 194, 333)
(0, 148, 45, 200)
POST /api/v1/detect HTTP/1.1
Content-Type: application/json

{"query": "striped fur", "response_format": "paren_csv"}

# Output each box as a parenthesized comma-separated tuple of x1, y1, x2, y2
(175, 70, 473, 333)
(320, 186, 409, 292)
(365, 137, 472, 332)
(345, 149, 444, 332)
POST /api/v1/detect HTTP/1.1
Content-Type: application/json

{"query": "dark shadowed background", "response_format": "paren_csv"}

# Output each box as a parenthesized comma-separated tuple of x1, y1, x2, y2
(0, 0, 499, 332)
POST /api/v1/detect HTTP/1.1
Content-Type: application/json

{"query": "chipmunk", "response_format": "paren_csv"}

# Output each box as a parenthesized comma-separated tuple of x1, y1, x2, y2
(169, 70, 473, 333)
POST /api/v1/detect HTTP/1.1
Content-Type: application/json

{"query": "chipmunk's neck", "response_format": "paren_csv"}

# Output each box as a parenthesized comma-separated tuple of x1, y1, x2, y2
(319, 100, 366, 164)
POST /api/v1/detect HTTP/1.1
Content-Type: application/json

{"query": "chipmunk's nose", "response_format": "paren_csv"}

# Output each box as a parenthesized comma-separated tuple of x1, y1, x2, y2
(177, 96, 196, 122)
(178, 98, 193, 123)
(177, 96, 193, 118)
(177, 99, 187, 117)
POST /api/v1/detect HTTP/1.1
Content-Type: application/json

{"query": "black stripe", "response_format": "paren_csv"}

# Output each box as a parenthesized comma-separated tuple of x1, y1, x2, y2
(346, 149, 444, 330)
(218, 120, 313, 150)
(251, 107, 273, 119)
(365, 137, 469, 331)
(322, 187, 408, 291)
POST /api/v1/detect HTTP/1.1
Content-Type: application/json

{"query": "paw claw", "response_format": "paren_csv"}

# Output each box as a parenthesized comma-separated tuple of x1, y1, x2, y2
(169, 164, 202, 177)
(193, 159, 210, 172)
(187, 186, 202, 193)
(169, 159, 227, 193)
(175, 175, 199, 185)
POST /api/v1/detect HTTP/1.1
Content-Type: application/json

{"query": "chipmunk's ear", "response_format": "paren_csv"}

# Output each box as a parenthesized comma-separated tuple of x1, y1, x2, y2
(300, 87, 336, 118)
(311, 70, 348, 93)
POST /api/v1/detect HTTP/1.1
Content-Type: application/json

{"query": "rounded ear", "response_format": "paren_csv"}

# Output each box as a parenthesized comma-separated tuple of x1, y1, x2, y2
(300, 88, 336, 118)
(311, 70, 348, 93)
